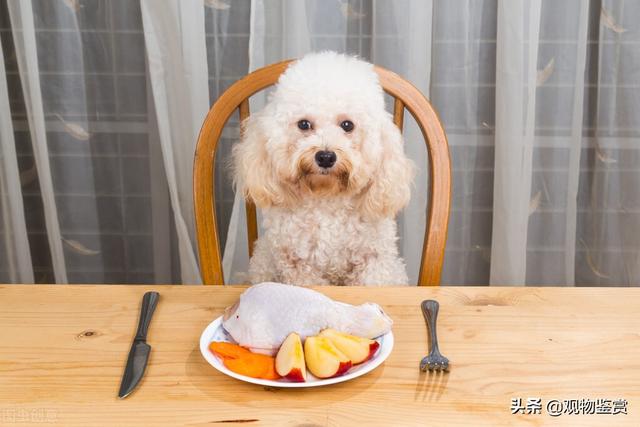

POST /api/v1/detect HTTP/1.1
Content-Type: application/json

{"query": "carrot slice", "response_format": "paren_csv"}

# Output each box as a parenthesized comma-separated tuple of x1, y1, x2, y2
(250, 353, 280, 380)
(209, 341, 281, 380)
(223, 357, 265, 378)
(220, 351, 281, 380)
(209, 342, 251, 359)
(259, 358, 280, 380)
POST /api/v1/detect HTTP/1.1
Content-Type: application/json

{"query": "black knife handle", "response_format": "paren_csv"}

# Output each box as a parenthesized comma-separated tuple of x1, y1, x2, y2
(134, 291, 159, 341)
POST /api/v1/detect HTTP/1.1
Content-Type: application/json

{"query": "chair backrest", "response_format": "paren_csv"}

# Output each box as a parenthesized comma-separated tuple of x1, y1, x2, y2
(194, 59, 451, 286)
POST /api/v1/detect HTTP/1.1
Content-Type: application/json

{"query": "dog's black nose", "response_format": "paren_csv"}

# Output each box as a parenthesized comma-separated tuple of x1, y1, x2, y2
(315, 150, 337, 168)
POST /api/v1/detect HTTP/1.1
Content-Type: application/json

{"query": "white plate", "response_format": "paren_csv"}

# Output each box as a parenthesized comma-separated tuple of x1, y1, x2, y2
(199, 316, 394, 388)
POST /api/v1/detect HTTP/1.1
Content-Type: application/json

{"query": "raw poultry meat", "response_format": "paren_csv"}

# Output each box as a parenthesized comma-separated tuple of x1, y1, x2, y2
(222, 282, 393, 354)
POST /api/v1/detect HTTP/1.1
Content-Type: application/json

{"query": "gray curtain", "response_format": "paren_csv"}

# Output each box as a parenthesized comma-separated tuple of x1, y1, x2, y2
(1, 0, 638, 286)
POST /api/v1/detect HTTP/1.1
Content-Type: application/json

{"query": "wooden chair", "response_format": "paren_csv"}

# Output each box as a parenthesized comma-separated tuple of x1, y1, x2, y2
(194, 59, 451, 286)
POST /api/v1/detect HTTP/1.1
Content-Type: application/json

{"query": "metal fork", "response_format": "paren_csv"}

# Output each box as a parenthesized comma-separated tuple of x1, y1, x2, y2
(419, 300, 450, 372)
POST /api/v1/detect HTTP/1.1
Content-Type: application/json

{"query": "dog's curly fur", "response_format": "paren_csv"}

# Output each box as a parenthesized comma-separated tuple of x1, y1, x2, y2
(233, 52, 415, 286)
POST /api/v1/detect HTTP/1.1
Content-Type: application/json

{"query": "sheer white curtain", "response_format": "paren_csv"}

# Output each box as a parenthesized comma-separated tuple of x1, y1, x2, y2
(1, 0, 638, 286)
(0, 0, 216, 283)
(7, 0, 68, 282)
(0, 0, 251, 284)
(140, 0, 207, 284)
(0, 35, 33, 283)
(585, 0, 640, 284)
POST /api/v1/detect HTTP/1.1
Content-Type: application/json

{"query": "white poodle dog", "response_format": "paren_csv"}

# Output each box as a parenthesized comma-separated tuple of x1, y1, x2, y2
(233, 52, 414, 286)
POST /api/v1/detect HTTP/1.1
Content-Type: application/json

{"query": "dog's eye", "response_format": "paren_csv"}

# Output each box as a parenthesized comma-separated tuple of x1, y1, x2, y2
(297, 119, 312, 131)
(340, 120, 354, 133)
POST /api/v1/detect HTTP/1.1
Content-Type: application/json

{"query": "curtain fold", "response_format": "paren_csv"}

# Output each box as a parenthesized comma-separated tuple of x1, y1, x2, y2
(0, 36, 33, 283)
(581, 0, 640, 285)
(563, 0, 590, 285)
(141, 0, 209, 284)
(369, 0, 433, 285)
(7, 0, 68, 283)
(490, 0, 541, 285)
(431, 0, 496, 284)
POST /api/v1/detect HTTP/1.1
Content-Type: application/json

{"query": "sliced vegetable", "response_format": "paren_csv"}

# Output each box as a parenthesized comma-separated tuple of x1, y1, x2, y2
(223, 354, 280, 380)
(209, 341, 251, 359)
(209, 341, 280, 380)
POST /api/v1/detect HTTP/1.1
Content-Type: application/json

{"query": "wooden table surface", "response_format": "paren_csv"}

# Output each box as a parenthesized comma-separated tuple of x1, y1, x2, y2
(1, 285, 639, 426)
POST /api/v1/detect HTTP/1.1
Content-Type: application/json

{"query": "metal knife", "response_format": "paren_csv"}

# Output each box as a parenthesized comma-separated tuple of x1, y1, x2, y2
(118, 291, 159, 399)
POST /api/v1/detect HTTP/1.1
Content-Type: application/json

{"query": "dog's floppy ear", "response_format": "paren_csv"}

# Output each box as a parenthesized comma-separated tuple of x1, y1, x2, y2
(357, 115, 414, 219)
(232, 114, 283, 208)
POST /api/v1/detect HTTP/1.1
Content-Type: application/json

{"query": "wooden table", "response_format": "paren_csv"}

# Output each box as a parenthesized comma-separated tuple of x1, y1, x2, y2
(1, 285, 639, 426)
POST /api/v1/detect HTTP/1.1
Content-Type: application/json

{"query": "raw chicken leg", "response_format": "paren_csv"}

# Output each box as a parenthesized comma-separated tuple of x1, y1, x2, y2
(222, 282, 393, 354)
